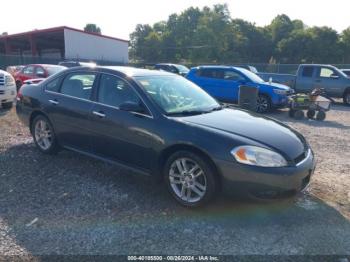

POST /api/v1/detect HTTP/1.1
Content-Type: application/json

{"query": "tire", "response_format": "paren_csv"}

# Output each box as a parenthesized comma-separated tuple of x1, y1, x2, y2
(343, 90, 350, 106)
(163, 151, 218, 207)
(256, 94, 271, 113)
(294, 110, 304, 120)
(316, 111, 326, 121)
(16, 80, 22, 91)
(288, 109, 295, 118)
(31, 115, 59, 154)
(2, 102, 13, 109)
(307, 109, 316, 119)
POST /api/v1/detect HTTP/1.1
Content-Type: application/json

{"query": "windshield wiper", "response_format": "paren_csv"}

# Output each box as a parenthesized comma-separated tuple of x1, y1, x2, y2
(166, 110, 209, 116)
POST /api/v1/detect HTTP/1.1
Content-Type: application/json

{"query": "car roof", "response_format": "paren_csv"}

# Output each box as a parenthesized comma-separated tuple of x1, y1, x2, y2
(69, 66, 175, 77)
(193, 65, 240, 70)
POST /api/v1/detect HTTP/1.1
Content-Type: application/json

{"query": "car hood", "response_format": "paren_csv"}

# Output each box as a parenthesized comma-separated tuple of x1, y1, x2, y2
(178, 108, 306, 159)
(262, 82, 290, 90)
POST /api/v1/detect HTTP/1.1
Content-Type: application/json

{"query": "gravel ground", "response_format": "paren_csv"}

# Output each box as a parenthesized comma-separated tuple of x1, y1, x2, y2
(0, 104, 349, 256)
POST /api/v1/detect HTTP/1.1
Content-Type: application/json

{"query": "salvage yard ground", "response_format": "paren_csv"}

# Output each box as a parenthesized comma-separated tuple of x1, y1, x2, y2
(0, 104, 349, 255)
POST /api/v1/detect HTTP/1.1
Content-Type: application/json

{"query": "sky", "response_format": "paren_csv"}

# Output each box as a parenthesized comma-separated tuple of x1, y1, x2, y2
(1, 0, 349, 40)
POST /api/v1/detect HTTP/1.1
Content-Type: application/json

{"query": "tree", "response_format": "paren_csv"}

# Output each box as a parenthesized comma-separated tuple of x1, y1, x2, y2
(84, 24, 101, 34)
(129, 4, 347, 64)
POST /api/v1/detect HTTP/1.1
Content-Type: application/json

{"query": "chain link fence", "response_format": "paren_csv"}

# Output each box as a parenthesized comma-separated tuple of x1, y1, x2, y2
(1, 54, 350, 74)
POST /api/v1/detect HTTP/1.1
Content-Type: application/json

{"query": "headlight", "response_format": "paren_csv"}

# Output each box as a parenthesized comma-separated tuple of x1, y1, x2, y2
(273, 89, 287, 95)
(5, 75, 15, 87)
(231, 146, 288, 167)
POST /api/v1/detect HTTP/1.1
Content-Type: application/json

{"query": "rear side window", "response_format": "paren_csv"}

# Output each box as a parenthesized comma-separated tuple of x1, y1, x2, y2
(97, 74, 140, 108)
(60, 73, 96, 100)
(302, 67, 314, 77)
(197, 69, 221, 79)
(23, 66, 34, 75)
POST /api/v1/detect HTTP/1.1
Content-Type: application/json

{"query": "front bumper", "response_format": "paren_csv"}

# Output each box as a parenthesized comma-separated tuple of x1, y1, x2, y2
(216, 150, 316, 198)
(0, 88, 16, 104)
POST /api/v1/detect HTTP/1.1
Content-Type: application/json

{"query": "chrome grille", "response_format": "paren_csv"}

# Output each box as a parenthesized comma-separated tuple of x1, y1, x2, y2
(0, 75, 4, 86)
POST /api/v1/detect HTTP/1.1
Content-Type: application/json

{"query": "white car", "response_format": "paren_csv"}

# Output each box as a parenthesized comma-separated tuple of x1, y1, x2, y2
(0, 69, 17, 109)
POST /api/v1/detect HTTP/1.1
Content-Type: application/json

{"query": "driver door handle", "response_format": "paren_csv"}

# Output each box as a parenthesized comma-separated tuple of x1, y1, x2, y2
(48, 99, 59, 105)
(92, 111, 106, 118)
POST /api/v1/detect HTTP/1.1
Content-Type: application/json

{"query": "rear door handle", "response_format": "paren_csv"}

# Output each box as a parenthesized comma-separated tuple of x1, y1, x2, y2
(92, 111, 106, 118)
(48, 99, 59, 105)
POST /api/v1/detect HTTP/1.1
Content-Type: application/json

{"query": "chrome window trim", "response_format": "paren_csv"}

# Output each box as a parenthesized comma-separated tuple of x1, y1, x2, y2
(44, 71, 154, 119)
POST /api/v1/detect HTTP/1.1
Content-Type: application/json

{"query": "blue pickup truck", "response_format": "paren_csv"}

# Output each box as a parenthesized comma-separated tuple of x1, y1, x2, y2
(186, 66, 292, 113)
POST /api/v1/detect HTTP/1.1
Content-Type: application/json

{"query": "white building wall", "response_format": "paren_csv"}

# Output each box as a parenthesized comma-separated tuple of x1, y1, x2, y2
(64, 28, 128, 63)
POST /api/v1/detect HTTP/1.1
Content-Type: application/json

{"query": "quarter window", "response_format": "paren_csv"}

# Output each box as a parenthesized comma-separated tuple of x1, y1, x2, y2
(97, 74, 140, 108)
(60, 73, 96, 100)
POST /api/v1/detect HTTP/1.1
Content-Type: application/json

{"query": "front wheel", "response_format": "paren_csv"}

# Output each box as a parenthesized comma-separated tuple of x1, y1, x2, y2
(256, 95, 271, 113)
(164, 151, 218, 207)
(31, 115, 59, 154)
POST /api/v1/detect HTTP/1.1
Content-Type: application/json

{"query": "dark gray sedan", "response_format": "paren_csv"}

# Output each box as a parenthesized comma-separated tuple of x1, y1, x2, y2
(16, 66, 315, 207)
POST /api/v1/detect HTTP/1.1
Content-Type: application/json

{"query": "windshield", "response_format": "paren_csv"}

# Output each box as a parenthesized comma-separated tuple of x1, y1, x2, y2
(136, 75, 220, 115)
(174, 64, 190, 73)
(44, 65, 66, 76)
(237, 67, 264, 83)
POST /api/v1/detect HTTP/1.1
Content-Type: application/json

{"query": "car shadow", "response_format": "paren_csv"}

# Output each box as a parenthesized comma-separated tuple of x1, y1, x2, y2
(0, 107, 12, 117)
(1, 143, 350, 256)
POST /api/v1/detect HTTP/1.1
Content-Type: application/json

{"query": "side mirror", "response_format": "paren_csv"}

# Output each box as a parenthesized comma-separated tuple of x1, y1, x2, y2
(119, 101, 145, 113)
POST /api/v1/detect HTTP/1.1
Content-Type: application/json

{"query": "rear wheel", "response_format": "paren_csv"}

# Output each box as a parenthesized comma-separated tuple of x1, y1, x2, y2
(164, 151, 218, 207)
(2, 102, 13, 109)
(343, 90, 350, 106)
(256, 94, 271, 113)
(31, 115, 59, 154)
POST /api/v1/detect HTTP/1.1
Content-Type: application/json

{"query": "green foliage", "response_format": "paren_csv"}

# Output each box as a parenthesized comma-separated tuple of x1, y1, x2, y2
(129, 4, 350, 64)
(84, 24, 102, 34)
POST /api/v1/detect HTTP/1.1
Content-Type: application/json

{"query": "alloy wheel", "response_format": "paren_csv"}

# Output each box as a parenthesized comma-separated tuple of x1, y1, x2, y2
(169, 158, 207, 203)
(34, 120, 53, 150)
(256, 95, 269, 113)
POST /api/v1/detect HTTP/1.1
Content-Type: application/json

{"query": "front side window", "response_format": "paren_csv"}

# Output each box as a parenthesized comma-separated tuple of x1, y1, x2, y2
(60, 73, 96, 100)
(97, 74, 140, 108)
(223, 70, 245, 81)
(136, 75, 219, 115)
(319, 68, 337, 78)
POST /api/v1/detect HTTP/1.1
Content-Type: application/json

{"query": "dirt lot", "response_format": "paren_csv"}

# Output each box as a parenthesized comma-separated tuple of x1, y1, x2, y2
(0, 104, 349, 256)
